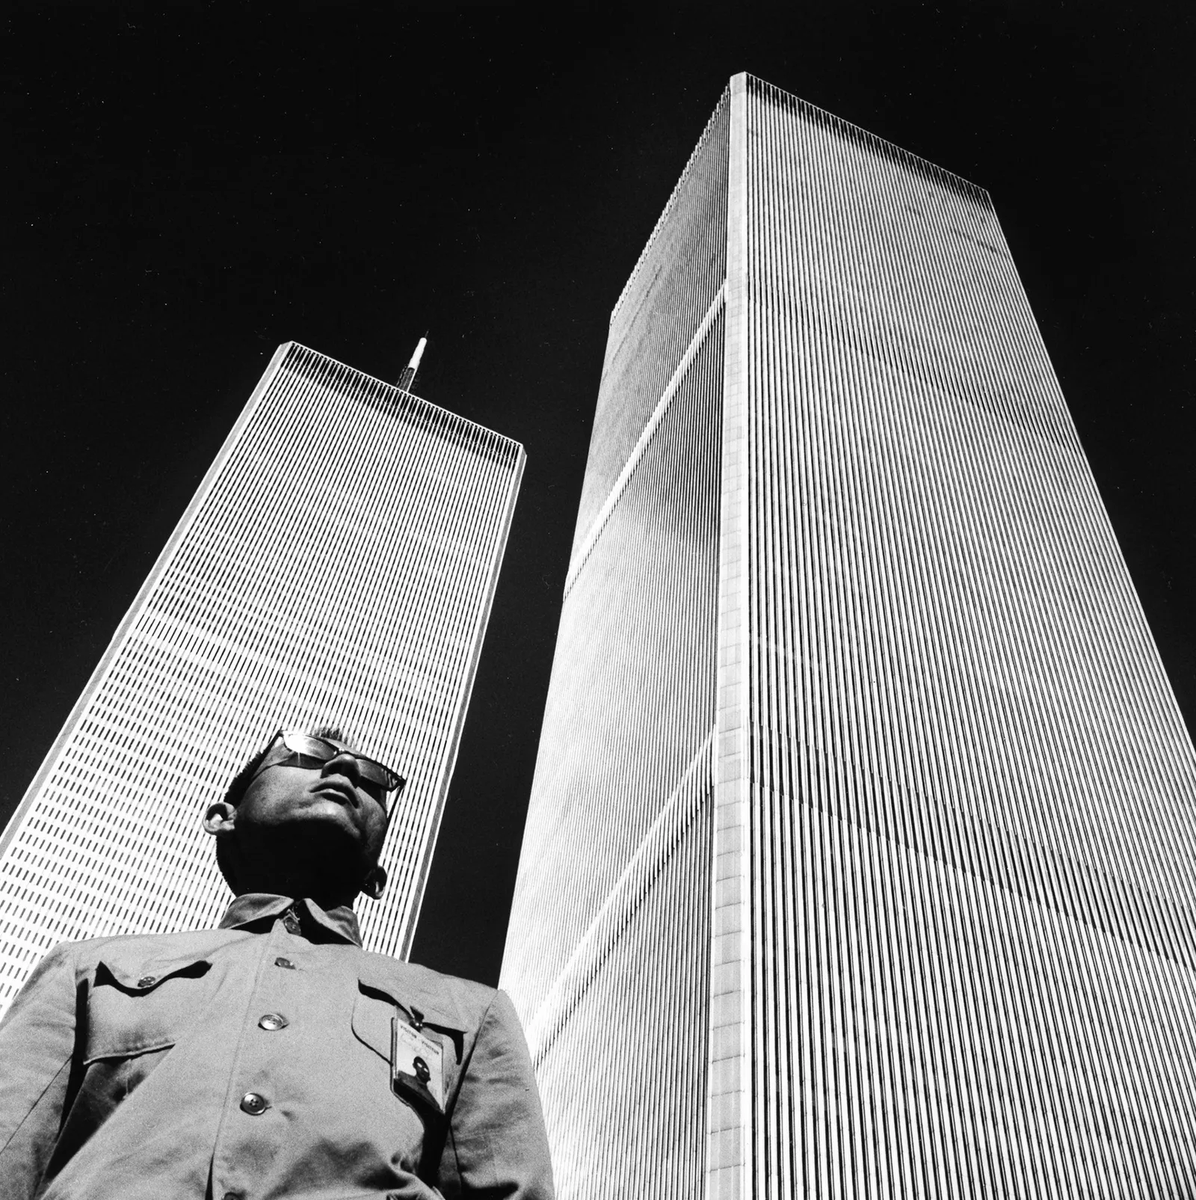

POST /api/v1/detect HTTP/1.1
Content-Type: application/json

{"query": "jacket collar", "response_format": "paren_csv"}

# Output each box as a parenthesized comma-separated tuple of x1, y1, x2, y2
(218, 893, 363, 946)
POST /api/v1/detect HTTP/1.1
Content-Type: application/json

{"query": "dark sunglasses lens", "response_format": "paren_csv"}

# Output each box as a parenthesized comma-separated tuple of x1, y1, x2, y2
(279, 731, 401, 796)
(281, 732, 336, 762)
(356, 761, 390, 788)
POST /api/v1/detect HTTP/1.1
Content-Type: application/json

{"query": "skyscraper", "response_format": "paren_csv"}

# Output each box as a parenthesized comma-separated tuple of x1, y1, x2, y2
(502, 74, 1196, 1197)
(0, 341, 523, 1017)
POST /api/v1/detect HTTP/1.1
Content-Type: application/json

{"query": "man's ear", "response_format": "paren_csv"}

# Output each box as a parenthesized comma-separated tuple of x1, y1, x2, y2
(203, 801, 238, 838)
(360, 863, 387, 901)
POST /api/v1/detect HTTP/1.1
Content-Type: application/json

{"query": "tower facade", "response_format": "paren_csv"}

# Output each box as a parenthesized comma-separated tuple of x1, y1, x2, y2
(0, 342, 523, 1016)
(502, 74, 1196, 1197)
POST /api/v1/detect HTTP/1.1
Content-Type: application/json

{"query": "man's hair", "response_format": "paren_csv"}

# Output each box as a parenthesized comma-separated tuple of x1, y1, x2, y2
(215, 724, 354, 893)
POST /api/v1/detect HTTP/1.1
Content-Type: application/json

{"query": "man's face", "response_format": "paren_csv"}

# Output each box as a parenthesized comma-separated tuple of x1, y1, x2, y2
(235, 735, 390, 867)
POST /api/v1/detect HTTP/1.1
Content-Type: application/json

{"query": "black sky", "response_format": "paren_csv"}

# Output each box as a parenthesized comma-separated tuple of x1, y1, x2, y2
(3, 3, 1194, 986)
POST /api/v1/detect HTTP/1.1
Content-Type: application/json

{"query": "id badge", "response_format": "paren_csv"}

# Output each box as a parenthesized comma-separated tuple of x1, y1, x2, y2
(391, 1016, 446, 1115)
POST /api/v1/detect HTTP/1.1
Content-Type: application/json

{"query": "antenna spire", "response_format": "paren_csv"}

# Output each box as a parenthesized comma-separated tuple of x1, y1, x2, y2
(398, 335, 428, 392)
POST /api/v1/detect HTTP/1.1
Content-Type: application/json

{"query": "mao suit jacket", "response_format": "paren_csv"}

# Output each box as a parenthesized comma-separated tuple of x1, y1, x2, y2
(0, 893, 554, 1200)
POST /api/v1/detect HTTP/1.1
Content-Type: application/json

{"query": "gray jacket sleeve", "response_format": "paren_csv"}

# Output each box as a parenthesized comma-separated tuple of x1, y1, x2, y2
(440, 988, 554, 1198)
(0, 943, 79, 1198)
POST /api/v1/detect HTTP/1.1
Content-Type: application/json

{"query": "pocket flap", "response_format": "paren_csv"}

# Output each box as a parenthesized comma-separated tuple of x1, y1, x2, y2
(354, 962, 467, 1034)
(97, 952, 211, 993)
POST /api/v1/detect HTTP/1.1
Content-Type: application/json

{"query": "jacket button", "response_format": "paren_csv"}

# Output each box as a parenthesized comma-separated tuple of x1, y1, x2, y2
(258, 1012, 288, 1031)
(239, 1092, 269, 1115)
(137, 975, 156, 988)
(274, 956, 295, 969)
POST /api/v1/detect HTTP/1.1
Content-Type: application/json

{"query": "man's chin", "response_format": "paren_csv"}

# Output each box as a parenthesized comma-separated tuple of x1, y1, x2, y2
(258, 812, 364, 867)
(283, 796, 363, 830)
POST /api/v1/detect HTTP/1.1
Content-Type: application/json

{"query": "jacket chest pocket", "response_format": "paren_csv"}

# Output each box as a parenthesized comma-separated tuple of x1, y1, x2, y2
(84, 953, 213, 1064)
(350, 970, 466, 1122)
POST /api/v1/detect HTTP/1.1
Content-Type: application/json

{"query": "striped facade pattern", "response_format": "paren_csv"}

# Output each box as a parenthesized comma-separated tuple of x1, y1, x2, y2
(503, 92, 730, 1198)
(0, 342, 523, 1017)
(503, 73, 1196, 1198)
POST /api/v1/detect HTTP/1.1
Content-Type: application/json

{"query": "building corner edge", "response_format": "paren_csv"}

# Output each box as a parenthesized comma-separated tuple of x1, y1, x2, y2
(704, 70, 753, 1200)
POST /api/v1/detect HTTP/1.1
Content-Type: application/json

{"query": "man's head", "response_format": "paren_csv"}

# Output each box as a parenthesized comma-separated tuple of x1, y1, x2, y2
(204, 726, 404, 908)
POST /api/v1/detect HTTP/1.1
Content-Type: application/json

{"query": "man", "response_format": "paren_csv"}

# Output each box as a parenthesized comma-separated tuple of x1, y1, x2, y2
(0, 726, 554, 1199)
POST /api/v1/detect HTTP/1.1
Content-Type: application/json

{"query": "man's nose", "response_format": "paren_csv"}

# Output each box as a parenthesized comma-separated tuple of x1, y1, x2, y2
(321, 751, 363, 786)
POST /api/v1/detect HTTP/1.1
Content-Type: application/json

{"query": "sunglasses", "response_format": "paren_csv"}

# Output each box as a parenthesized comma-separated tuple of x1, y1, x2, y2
(250, 729, 406, 810)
